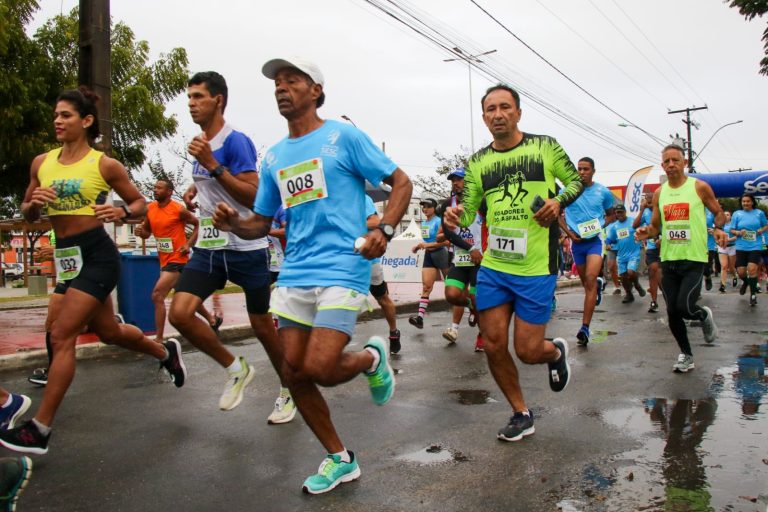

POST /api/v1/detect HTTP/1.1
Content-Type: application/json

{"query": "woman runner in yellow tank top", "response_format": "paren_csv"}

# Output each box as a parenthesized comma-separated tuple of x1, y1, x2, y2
(0, 87, 187, 455)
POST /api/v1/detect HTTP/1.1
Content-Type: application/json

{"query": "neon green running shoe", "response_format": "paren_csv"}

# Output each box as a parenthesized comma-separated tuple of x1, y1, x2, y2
(302, 451, 361, 494)
(364, 336, 395, 405)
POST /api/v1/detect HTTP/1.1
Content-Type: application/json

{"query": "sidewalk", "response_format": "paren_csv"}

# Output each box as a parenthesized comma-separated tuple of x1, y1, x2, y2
(0, 279, 581, 369)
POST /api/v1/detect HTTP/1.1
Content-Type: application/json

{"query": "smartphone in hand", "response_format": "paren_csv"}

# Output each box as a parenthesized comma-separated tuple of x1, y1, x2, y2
(530, 194, 546, 213)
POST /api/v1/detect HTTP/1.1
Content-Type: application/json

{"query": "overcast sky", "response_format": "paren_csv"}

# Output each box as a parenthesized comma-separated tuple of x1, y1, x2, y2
(32, 0, 768, 188)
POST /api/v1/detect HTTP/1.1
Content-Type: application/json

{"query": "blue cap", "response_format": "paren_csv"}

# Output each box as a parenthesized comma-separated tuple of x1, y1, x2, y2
(447, 168, 465, 180)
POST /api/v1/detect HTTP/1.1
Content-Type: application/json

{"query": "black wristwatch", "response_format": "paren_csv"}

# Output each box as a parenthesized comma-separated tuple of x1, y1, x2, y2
(376, 223, 395, 241)
(209, 165, 226, 178)
(120, 204, 133, 219)
(714, 225, 725, 230)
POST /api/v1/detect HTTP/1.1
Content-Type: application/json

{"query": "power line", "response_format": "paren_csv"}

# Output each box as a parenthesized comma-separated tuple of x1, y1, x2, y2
(532, 0, 669, 110)
(355, 0, 660, 162)
(467, 0, 664, 148)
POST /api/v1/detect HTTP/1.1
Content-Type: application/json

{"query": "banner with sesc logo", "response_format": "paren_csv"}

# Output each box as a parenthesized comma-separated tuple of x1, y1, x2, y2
(381, 219, 424, 282)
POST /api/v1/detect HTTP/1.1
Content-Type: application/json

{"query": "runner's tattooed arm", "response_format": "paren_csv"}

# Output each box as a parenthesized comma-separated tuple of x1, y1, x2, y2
(440, 217, 473, 251)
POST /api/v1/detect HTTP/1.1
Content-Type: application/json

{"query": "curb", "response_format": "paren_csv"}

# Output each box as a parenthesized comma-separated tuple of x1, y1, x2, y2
(0, 279, 583, 371)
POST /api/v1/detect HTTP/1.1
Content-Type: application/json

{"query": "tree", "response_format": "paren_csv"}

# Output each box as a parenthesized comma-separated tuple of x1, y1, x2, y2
(134, 151, 192, 203)
(34, 8, 190, 173)
(0, 0, 60, 199)
(726, 0, 768, 76)
(412, 148, 471, 201)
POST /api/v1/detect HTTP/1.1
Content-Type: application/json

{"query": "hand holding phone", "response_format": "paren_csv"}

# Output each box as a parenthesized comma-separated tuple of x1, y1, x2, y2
(530, 194, 546, 214)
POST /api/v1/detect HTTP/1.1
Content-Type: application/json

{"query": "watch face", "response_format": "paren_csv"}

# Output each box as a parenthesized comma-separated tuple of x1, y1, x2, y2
(382, 225, 394, 237)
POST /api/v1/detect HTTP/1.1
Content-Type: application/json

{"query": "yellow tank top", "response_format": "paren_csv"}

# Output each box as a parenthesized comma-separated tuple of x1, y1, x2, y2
(37, 148, 110, 216)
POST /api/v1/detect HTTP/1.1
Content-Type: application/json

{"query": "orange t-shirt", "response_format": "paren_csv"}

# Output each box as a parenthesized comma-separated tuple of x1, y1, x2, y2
(146, 200, 190, 267)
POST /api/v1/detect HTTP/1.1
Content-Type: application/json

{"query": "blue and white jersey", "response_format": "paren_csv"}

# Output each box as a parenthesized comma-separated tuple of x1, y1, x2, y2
(564, 182, 615, 240)
(253, 120, 397, 293)
(191, 124, 267, 251)
(705, 209, 716, 252)
(421, 216, 441, 243)
(638, 207, 657, 251)
(605, 216, 641, 261)
(731, 208, 768, 251)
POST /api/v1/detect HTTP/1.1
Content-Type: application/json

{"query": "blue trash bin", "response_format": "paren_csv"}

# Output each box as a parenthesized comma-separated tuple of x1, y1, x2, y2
(117, 253, 160, 333)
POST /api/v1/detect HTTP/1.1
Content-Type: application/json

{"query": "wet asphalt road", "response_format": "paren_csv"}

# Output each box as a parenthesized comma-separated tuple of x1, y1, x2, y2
(2, 284, 767, 511)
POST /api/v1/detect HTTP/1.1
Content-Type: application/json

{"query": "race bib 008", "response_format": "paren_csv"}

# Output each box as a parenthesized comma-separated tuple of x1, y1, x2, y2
(278, 158, 327, 208)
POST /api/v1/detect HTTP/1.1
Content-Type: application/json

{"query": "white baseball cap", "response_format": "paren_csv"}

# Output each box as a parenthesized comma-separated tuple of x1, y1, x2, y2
(262, 57, 324, 86)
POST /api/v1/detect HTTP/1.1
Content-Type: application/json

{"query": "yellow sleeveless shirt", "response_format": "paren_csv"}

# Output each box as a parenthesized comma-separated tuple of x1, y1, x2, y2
(37, 148, 110, 216)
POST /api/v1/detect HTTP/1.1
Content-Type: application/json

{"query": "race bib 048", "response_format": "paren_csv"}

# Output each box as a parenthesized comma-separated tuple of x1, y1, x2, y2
(665, 227, 691, 244)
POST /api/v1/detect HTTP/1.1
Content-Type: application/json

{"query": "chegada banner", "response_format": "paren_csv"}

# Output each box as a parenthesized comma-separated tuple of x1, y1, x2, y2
(381, 219, 424, 283)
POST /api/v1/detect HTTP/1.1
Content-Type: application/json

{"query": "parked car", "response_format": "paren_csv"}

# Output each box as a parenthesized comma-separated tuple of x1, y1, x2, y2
(1, 263, 23, 281)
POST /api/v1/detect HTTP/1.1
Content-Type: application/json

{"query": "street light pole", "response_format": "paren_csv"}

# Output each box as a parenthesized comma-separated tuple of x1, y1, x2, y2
(691, 120, 743, 166)
(341, 114, 357, 128)
(444, 47, 496, 153)
(617, 123, 666, 145)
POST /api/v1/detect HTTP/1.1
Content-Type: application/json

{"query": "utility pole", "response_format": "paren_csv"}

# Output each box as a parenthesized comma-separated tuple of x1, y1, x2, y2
(668, 105, 707, 173)
(79, 0, 111, 153)
(444, 47, 497, 153)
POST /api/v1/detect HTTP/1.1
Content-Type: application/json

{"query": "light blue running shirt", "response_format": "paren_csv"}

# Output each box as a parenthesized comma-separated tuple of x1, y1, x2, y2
(639, 207, 657, 251)
(564, 182, 616, 240)
(731, 208, 768, 251)
(605, 216, 641, 261)
(253, 120, 397, 293)
(421, 215, 441, 243)
(706, 209, 716, 252)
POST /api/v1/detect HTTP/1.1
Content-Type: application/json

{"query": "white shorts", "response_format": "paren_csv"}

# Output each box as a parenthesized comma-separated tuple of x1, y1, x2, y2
(370, 262, 385, 286)
(718, 246, 736, 256)
(270, 286, 369, 335)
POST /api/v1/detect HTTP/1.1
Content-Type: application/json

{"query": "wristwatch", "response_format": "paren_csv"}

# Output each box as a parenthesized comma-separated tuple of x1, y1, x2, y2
(120, 204, 132, 219)
(209, 165, 226, 178)
(376, 223, 395, 241)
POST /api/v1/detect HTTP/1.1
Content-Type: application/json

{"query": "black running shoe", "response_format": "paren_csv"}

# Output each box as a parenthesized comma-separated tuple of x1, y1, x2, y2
(497, 411, 535, 442)
(0, 421, 50, 455)
(635, 283, 647, 297)
(705, 277, 712, 291)
(160, 338, 187, 388)
(211, 315, 224, 333)
(622, 292, 635, 304)
(648, 301, 659, 313)
(740, 281, 748, 296)
(750, 294, 758, 307)
(389, 329, 401, 354)
(408, 315, 424, 329)
(27, 368, 48, 387)
(733, 277, 738, 287)
(548, 338, 570, 392)
(576, 326, 590, 347)
(718, 284, 726, 294)
(0, 456, 33, 511)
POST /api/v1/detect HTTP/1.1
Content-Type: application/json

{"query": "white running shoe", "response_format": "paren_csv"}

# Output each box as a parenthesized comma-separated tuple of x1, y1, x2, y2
(219, 358, 256, 411)
(442, 327, 458, 344)
(672, 353, 695, 373)
(267, 393, 297, 424)
(700, 306, 718, 344)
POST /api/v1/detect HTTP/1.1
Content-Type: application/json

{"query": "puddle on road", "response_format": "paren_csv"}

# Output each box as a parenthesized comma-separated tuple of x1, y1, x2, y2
(591, 342, 768, 511)
(587, 330, 617, 344)
(450, 389, 497, 405)
(396, 444, 470, 465)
